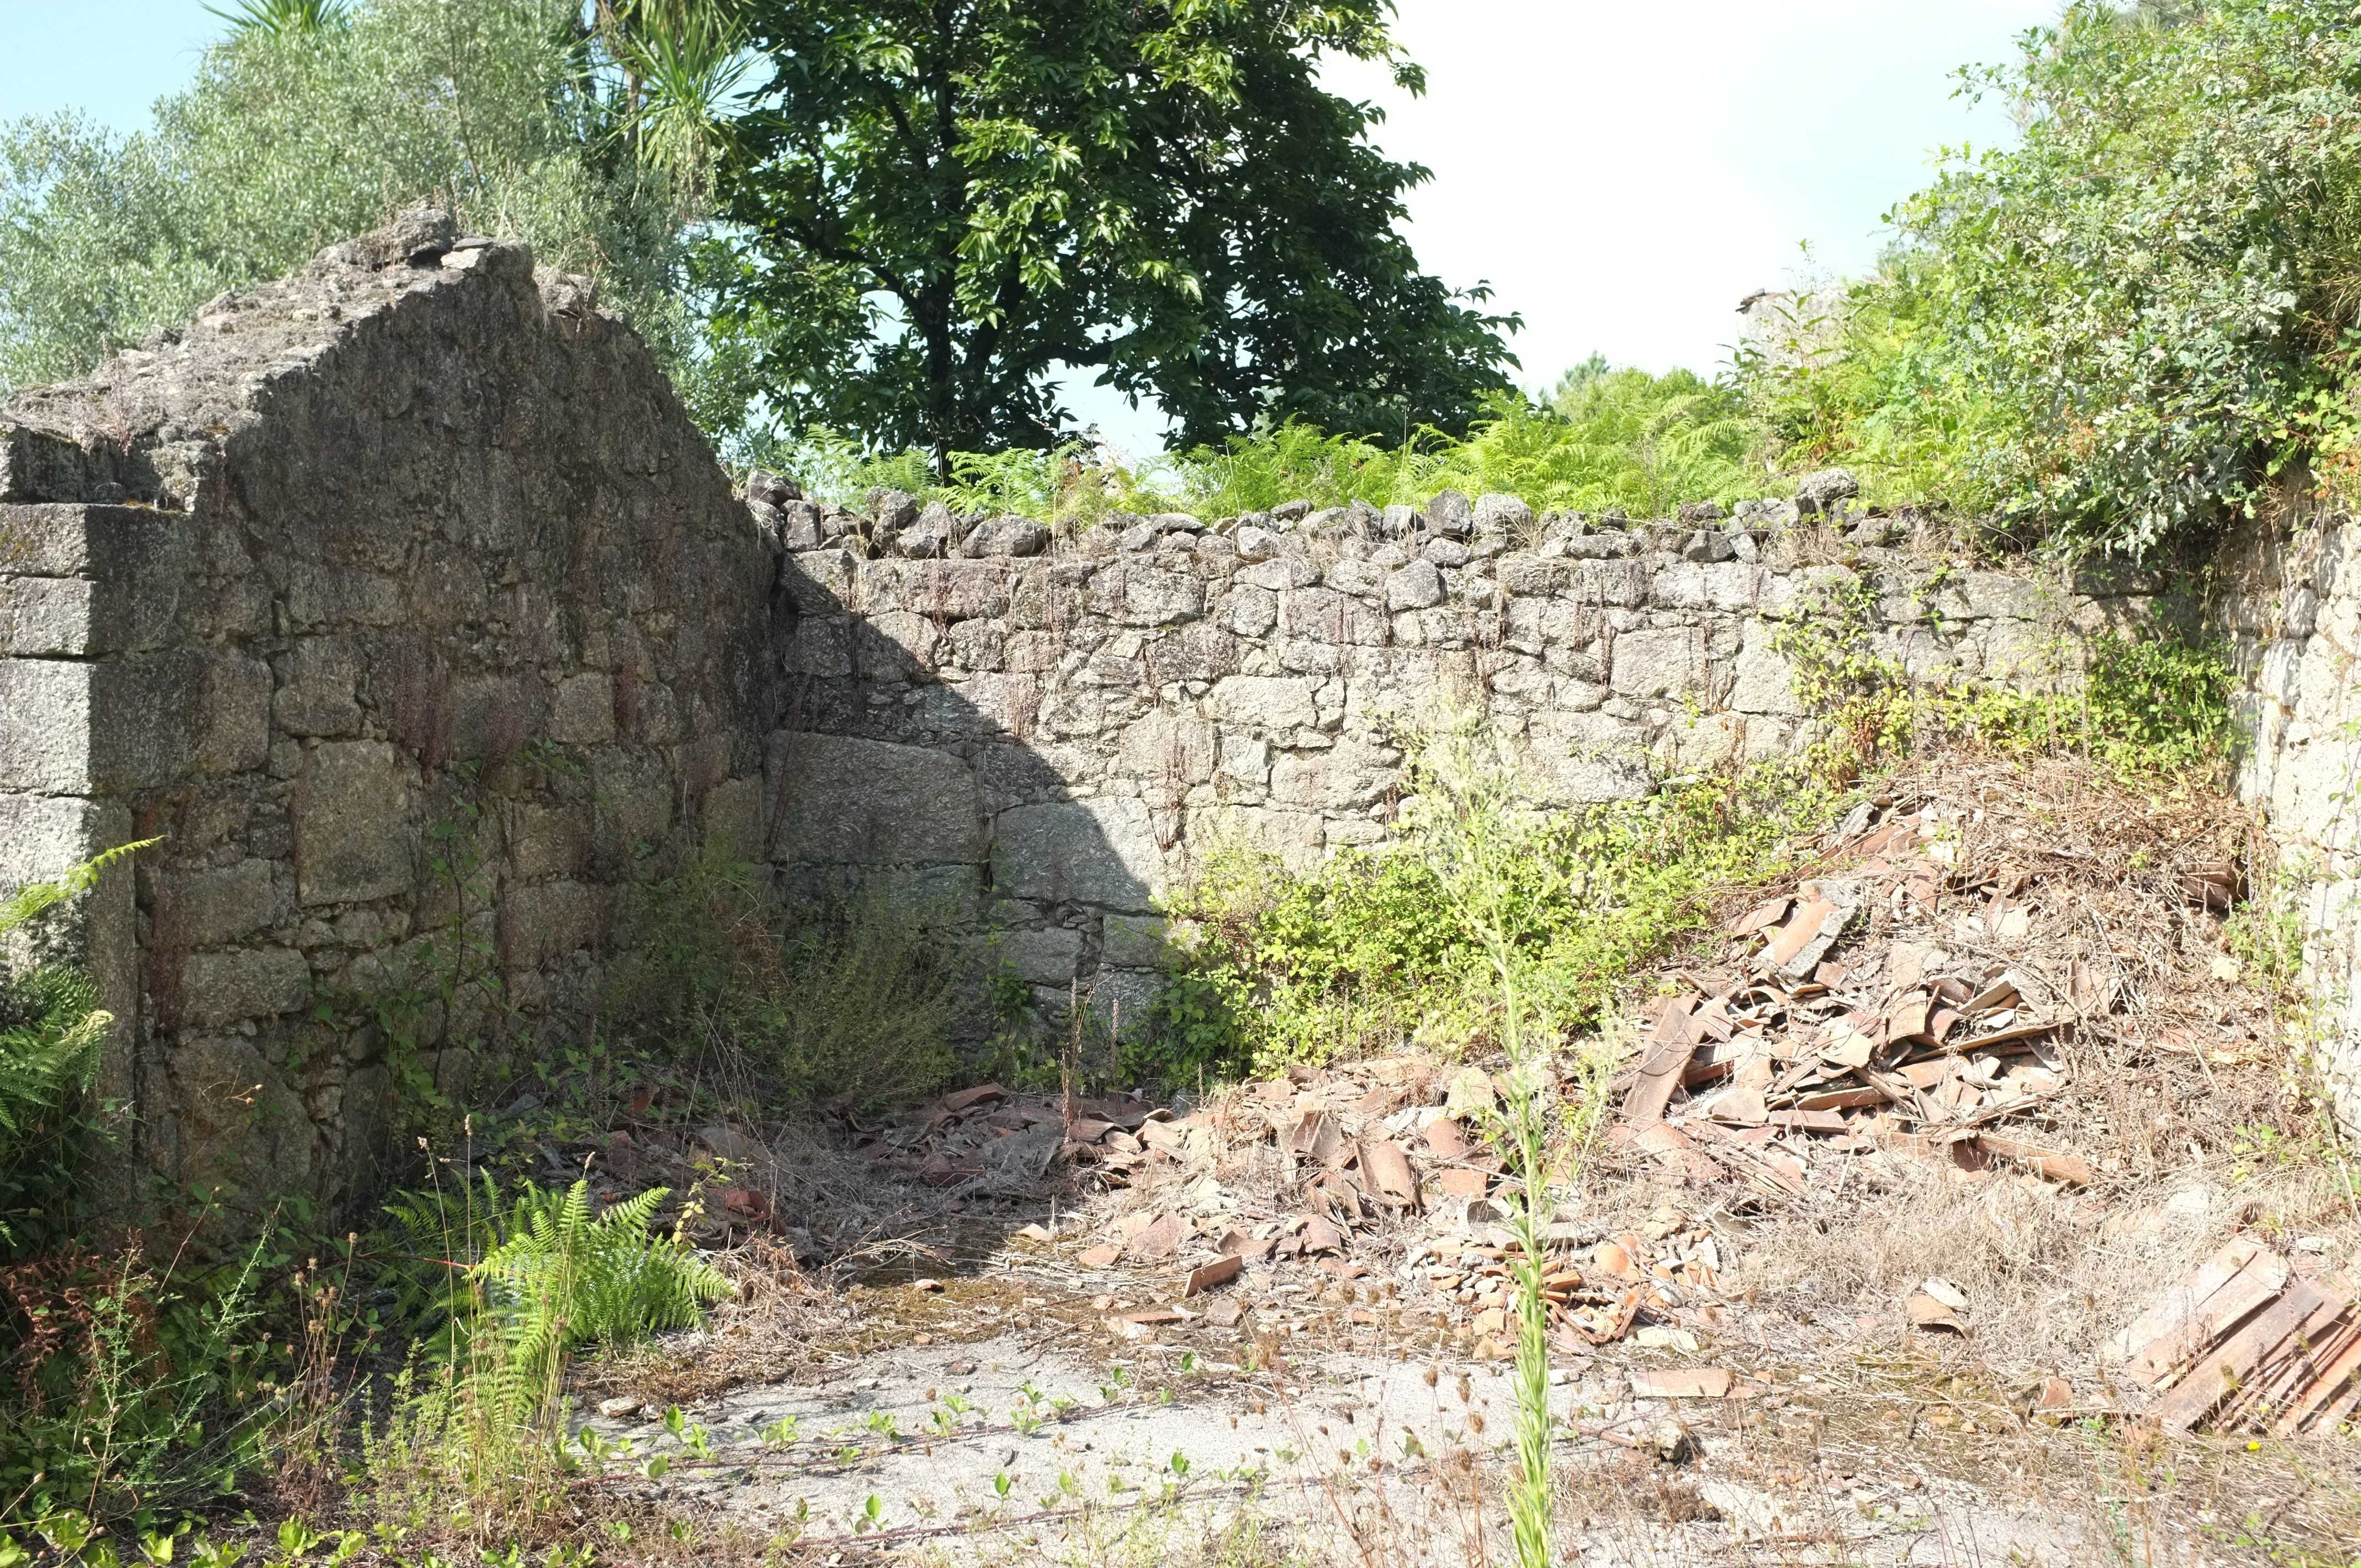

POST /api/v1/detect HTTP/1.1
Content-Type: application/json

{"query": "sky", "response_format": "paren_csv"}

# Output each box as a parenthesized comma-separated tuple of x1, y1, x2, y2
(1, 0, 2060, 451)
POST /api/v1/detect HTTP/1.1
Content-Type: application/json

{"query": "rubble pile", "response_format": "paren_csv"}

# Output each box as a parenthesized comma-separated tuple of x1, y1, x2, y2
(1610, 790, 2211, 1194)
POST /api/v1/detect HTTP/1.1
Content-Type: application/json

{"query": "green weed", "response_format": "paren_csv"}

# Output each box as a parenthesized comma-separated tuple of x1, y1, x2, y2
(770, 367, 1775, 527)
(606, 846, 960, 1110)
(1152, 742, 1838, 1077)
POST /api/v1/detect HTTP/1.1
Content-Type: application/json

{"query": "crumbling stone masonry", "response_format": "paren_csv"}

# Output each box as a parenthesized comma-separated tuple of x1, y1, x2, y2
(1, 212, 2295, 1216)
(1, 211, 779, 1210)
(2218, 507, 2361, 1135)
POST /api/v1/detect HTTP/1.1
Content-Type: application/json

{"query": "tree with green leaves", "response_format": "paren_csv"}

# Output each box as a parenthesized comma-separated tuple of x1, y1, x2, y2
(0, 0, 741, 420)
(708, 0, 1519, 467)
(1749, 0, 2361, 556)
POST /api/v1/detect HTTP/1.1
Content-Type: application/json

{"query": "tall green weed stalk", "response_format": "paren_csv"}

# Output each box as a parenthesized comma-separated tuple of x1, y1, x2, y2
(1415, 724, 1562, 1568)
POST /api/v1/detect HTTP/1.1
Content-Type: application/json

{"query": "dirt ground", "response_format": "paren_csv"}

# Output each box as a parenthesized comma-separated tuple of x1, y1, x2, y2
(554, 758, 2361, 1566)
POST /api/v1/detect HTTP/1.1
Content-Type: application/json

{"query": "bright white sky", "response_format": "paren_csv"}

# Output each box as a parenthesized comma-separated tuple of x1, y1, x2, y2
(2, 0, 2059, 450)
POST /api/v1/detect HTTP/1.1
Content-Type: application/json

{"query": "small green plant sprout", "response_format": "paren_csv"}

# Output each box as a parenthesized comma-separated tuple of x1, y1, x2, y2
(993, 1472, 1013, 1500)
(863, 1408, 900, 1441)
(274, 1521, 324, 1561)
(759, 1415, 801, 1447)
(855, 1494, 883, 1535)
(638, 1453, 670, 1482)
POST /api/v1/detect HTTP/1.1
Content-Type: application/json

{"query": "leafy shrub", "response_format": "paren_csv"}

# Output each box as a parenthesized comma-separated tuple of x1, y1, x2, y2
(364, 1174, 723, 1528)
(478, 1181, 728, 1364)
(607, 848, 959, 1108)
(766, 366, 1774, 528)
(0, 1233, 271, 1531)
(1748, 2, 2361, 553)
(1770, 575, 2235, 781)
(1153, 729, 1837, 1075)
(0, 842, 152, 1249)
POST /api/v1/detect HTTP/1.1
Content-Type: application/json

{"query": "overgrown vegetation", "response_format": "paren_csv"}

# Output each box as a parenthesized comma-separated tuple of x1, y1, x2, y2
(606, 847, 961, 1108)
(1746, 0, 2361, 555)
(0, 845, 144, 1240)
(1152, 730, 1837, 1081)
(1768, 571, 2237, 785)
(772, 363, 1774, 530)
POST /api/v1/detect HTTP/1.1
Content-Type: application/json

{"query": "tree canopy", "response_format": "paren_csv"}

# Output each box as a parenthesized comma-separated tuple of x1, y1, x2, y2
(0, 0, 730, 418)
(706, 0, 1519, 465)
(1747, 0, 2361, 556)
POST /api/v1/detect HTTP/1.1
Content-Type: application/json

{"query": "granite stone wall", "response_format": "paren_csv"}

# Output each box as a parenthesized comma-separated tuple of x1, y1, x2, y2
(2216, 506, 2361, 1136)
(1, 210, 780, 1212)
(763, 500, 2158, 1033)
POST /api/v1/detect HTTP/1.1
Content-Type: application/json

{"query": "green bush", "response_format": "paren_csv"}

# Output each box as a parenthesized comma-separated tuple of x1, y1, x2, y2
(1770, 573, 2236, 781)
(0, 842, 153, 1249)
(1748, 1, 2361, 554)
(767, 366, 1773, 532)
(607, 848, 959, 1109)
(1152, 733, 1838, 1076)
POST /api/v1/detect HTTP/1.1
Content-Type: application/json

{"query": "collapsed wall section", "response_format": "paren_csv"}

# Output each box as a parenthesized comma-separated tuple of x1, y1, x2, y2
(0, 213, 779, 1212)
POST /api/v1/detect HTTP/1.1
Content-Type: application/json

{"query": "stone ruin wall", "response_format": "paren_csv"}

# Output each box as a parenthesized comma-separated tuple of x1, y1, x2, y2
(1, 211, 781, 1212)
(2215, 508, 2361, 1135)
(766, 498, 2163, 1036)
(0, 213, 2218, 1218)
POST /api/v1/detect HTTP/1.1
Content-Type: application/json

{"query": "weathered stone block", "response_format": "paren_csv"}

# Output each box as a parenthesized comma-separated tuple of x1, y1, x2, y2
(992, 797, 1166, 911)
(499, 879, 610, 968)
(1120, 713, 1218, 786)
(1205, 675, 1318, 730)
(1268, 732, 1399, 809)
(1117, 565, 1203, 626)
(1729, 623, 1803, 715)
(1609, 625, 1706, 699)
(1386, 560, 1445, 611)
(0, 658, 92, 791)
(182, 946, 311, 1027)
(0, 576, 95, 656)
(273, 640, 364, 738)
(296, 741, 412, 905)
(995, 924, 1083, 985)
(547, 672, 616, 745)
(770, 732, 984, 865)
(1281, 586, 1389, 645)
(284, 561, 401, 628)
(165, 858, 280, 948)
